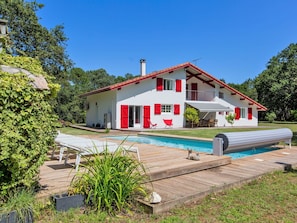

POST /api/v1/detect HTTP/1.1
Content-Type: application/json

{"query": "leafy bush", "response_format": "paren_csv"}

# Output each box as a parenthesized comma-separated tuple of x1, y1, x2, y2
(265, 111, 276, 123)
(70, 145, 148, 215)
(289, 110, 297, 121)
(0, 53, 59, 198)
(225, 113, 236, 126)
(184, 106, 199, 128)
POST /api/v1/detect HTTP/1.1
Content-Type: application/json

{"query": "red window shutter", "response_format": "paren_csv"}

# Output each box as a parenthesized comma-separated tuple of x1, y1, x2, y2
(154, 104, 161, 115)
(143, 106, 150, 128)
(248, 107, 252, 120)
(174, 104, 180, 115)
(235, 107, 240, 120)
(156, 78, 163, 91)
(175, 79, 182, 92)
(120, 105, 129, 128)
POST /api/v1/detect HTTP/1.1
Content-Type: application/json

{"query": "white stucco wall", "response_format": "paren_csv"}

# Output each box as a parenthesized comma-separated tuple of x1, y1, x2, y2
(213, 86, 259, 127)
(86, 91, 116, 128)
(115, 70, 187, 129)
(186, 79, 259, 127)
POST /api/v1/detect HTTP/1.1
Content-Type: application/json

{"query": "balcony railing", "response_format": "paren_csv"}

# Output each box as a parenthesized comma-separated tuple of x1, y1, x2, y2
(186, 90, 215, 101)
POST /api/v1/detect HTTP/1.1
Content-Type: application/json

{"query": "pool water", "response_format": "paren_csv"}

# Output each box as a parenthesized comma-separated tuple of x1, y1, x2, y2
(108, 135, 279, 159)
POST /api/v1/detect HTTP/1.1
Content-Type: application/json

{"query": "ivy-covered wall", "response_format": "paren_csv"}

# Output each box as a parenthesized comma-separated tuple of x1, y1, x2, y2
(0, 53, 60, 198)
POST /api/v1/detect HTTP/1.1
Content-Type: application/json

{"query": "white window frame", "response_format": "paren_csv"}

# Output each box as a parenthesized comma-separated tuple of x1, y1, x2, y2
(219, 92, 224, 99)
(163, 79, 173, 91)
(161, 104, 172, 113)
(240, 107, 247, 119)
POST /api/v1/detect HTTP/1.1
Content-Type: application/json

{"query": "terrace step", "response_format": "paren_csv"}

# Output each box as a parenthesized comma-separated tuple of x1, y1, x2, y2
(145, 153, 231, 181)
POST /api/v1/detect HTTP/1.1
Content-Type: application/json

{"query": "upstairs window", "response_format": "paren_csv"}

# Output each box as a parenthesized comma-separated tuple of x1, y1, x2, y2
(163, 79, 173, 90)
(219, 92, 224, 99)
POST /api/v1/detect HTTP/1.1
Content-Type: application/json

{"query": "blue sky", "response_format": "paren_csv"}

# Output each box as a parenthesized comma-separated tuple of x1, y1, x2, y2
(37, 0, 297, 83)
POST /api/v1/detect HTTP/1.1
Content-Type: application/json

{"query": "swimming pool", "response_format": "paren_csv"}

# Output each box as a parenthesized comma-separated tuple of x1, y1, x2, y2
(108, 135, 279, 159)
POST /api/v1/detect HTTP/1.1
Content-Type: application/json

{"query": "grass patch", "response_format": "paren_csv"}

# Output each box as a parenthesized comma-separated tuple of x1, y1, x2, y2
(58, 127, 104, 135)
(150, 127, 269, 139)
(150, 122, 297, 146)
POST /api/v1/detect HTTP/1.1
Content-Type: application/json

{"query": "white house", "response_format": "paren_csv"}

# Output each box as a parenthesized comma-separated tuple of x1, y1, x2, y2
(81, 60, 267, 129)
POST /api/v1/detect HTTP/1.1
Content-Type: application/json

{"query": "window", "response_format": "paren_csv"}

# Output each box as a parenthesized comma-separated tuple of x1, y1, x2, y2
(162, 104, 172, 113)
(219, 92, 224, 99)
(163, 79, 173, 90)
(240, 107, 247, 119)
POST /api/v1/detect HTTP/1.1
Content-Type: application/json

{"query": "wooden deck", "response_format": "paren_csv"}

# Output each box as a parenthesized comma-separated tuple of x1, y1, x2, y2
(37, 134, 297, 213)
(140, 147, 297, 213)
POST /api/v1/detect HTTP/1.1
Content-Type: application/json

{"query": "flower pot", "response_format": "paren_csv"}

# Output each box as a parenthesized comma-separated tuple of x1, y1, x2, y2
(53, 193, 85, 211)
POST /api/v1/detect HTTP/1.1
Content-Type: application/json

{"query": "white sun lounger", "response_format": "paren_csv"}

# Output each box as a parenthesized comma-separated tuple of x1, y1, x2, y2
(54, 133, 140, 171)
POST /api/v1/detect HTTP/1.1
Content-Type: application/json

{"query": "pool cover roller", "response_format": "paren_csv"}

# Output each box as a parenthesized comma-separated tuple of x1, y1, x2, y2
(213, 128, 293, 155)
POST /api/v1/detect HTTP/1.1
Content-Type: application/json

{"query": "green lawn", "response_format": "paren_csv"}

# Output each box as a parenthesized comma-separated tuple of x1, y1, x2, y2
(151, 122, 297, 146)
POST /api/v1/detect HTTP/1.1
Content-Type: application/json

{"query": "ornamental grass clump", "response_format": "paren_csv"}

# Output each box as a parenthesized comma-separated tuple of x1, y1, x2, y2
(0, 189, 35, 222)
(70, 145, 148, 215)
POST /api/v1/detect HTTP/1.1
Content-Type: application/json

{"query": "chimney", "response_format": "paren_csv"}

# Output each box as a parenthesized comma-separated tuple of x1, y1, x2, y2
(140, 59, 146, 76)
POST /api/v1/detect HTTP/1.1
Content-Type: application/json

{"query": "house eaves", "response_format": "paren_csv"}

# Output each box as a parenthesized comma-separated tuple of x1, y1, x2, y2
(79, 62, 191, 97)
(79, 62, 267, 111)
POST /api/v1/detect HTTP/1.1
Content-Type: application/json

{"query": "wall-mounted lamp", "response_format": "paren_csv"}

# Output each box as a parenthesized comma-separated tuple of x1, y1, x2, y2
(0, 19, 8, 53)
(0, 19, 8, 36)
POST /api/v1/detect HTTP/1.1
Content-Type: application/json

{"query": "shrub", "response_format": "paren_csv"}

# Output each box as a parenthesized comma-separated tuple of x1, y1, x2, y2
(70, 145, 148, 215)
(0, 53, 59, 198)
(184, 106, 199, 128)
(225, 113, 236, 126)
(265, 111, 276, 123)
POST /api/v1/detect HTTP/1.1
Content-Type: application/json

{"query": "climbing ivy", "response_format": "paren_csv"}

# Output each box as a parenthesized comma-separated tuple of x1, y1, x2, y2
(0, 52, 60, 198)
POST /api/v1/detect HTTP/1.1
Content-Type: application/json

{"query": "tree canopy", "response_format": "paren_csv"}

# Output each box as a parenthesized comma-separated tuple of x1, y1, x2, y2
(0, 0, 72, 82)
(255, 43, 297, 120)
(0, 0, 139, 123)
(228, 78, 258, 101)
